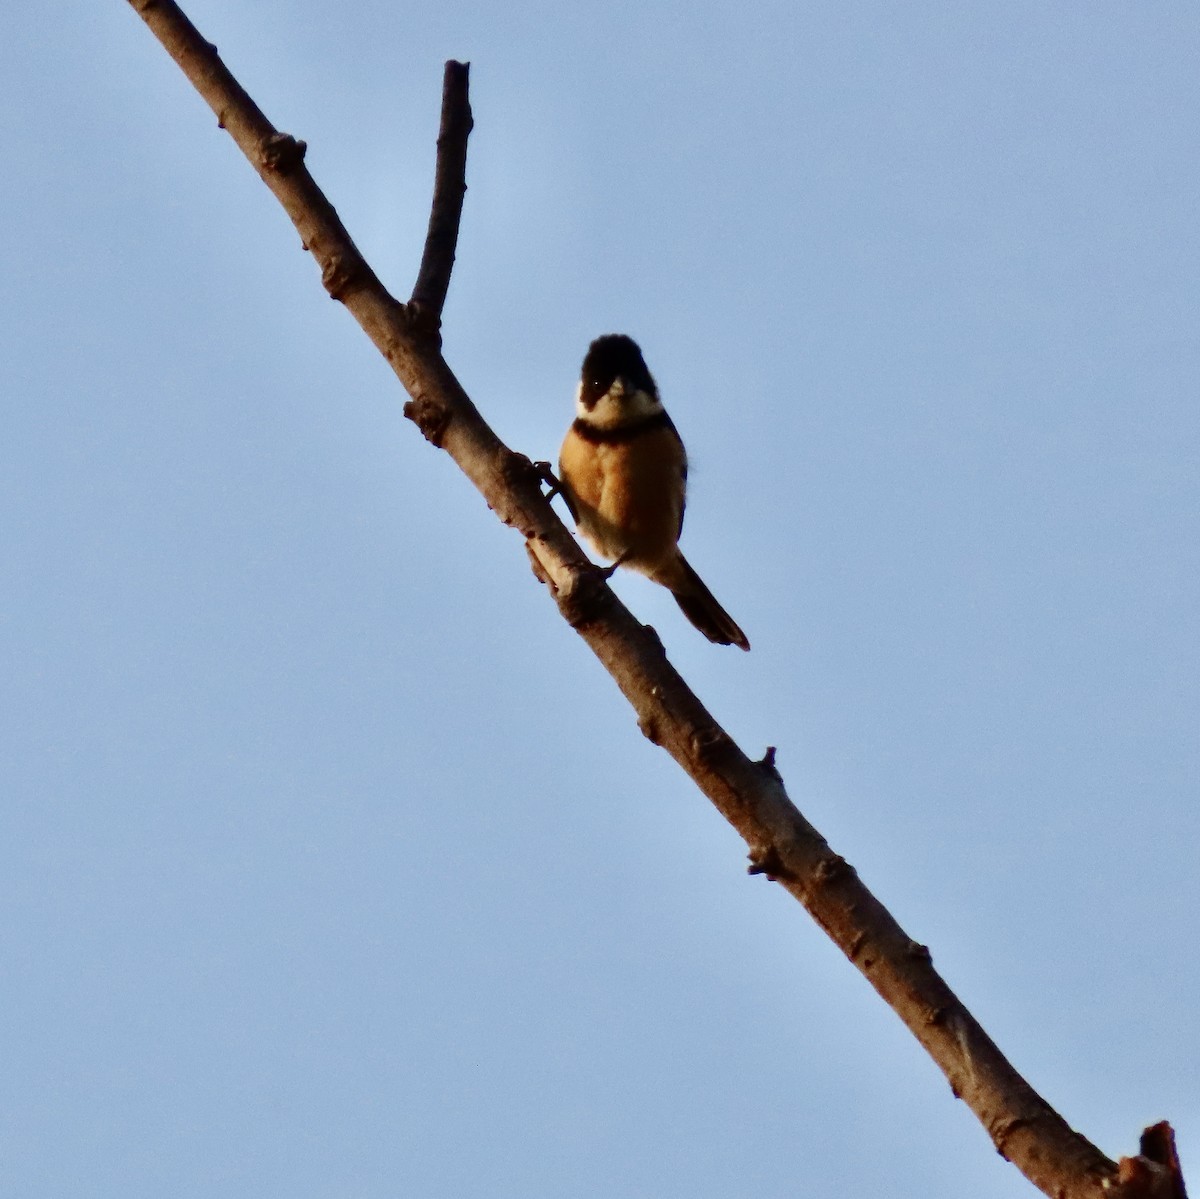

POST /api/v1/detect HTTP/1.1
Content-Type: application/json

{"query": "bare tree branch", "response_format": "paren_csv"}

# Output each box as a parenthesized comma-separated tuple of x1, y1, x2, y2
(409, 61, 473, 343)
(123, 4, 1185, 1197)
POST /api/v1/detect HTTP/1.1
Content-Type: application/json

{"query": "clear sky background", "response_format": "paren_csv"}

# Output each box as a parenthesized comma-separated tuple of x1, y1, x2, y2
(3, 3, 1197, 1197)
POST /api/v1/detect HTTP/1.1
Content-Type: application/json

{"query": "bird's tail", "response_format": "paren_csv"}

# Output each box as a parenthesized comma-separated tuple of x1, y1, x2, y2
(665, 553, 750, 651)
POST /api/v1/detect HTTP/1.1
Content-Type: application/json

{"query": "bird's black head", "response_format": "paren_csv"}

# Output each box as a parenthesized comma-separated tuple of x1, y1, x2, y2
(578, 334, 657, 410)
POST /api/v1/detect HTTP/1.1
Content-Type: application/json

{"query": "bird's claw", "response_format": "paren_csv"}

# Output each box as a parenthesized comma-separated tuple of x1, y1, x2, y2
(597, 551, 630, 580)
(534, 460, 578, 521)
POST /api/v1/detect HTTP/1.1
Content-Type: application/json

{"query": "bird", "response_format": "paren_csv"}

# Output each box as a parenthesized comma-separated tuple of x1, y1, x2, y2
(557, 333, 750, 650)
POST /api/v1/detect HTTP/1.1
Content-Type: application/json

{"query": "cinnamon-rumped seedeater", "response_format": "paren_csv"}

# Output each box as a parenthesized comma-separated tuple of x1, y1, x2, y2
(557, 334, 750, 650)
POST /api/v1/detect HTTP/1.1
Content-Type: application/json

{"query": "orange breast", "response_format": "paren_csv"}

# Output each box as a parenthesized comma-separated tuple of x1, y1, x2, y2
(559, 424, 686, 574)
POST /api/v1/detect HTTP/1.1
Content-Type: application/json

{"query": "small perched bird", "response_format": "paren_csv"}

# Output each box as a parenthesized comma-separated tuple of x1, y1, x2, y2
(558, 334, 750, 650)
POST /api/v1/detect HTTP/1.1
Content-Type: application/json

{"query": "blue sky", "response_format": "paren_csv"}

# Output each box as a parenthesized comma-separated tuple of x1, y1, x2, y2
(3, 3, 1197, 1196)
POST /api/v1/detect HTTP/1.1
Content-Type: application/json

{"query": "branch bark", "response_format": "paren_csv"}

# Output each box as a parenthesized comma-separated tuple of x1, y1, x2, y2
(409, 61, 473, 344)
(124, 4, 1185, 1197)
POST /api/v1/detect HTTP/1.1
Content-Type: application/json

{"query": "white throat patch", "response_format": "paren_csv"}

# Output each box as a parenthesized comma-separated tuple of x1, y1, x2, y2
(576, 379, 664, 431)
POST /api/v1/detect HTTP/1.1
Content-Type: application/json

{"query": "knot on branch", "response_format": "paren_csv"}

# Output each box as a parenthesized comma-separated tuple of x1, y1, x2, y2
(321, 252, 367, 302)
(501, 451, 528, 483)
(814, 853, 851, 884)
(404, 394, 452, 447)
(747, 843, 789, 882)
(757, 745, 781, 781)
(640, 626, 667, 658)
(499, 452, 547, 528)
(260, 132, 307, 174)
(1117, 1123, 1188, 1199)
(691, 724, 734, 765)
(638, 712, 662, 745)
(555, 564, 610, 629)
(988, 1114, 1033, 1161)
